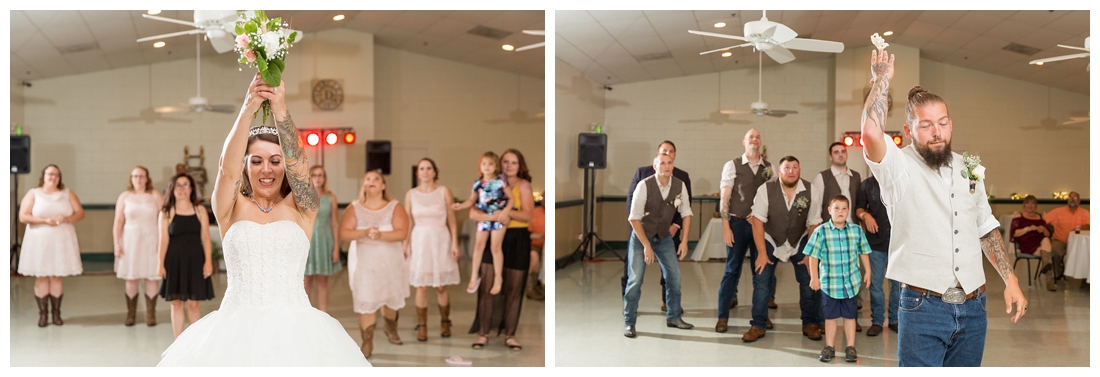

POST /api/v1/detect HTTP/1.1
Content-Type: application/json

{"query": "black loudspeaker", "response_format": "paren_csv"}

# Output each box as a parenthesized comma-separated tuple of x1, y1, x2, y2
(577, 133, 607, 169)
(10, 135, 30, 174)
(366, 140, 391, 175)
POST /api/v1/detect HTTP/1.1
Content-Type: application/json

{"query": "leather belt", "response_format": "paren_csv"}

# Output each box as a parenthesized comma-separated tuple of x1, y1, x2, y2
(903, 284, 985, 304)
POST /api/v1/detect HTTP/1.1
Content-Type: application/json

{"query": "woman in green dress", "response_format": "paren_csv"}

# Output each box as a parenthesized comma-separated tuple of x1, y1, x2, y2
(304, 165, 342, 312)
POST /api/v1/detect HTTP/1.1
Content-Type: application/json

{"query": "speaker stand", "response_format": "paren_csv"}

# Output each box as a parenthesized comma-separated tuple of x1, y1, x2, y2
(10, 173, 22, 274)
(569, 168, 621, 266)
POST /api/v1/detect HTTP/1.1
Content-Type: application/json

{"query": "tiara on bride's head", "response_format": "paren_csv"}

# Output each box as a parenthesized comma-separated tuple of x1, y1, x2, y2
(249, 126, 278, 137)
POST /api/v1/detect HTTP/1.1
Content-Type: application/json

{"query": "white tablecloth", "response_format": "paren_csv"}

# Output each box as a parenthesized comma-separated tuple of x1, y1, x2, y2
(691, 218, 728, 261)
(1064, 231, 1090, 283)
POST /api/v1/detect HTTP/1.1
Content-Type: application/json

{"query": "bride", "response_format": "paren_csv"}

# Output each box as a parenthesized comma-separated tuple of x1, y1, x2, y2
(158, 74, 371, 366)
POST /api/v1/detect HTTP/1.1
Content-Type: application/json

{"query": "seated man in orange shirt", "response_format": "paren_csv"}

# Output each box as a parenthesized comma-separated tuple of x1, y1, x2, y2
(1041, 191, 1089, 290)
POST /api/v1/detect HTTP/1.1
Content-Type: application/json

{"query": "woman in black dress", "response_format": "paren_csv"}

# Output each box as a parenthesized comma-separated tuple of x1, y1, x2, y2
(158, 173, 214, 338)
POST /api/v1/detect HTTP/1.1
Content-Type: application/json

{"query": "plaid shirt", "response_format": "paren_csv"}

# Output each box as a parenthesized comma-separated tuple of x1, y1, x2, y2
(804, 221, 872, 299)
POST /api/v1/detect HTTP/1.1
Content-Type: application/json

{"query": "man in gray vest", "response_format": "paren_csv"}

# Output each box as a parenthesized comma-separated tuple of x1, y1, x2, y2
(810, 141, 863, 331)
(715, 128, 773, 333)
(623, 153, 694, 338)
(861, 49, 1026, 366)
(743, 156, 822, 342)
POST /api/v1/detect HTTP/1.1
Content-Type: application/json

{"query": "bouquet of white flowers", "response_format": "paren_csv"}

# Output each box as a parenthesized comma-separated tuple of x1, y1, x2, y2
(234, 10, 301, 123)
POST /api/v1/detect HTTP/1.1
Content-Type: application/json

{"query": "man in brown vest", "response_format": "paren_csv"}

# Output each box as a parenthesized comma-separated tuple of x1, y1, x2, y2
(623, 153, 694, 338)
(810, 141, 862, 331)
(715, 128, 773, 333)
(743, 156, 823, 342)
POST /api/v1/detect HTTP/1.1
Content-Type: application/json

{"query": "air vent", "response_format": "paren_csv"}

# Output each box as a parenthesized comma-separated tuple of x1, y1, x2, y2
(635, 51, 673, 62)
(1002, 42, 1042, 56)
(59, 42, 99, 54)
(467, 25, 512, 40)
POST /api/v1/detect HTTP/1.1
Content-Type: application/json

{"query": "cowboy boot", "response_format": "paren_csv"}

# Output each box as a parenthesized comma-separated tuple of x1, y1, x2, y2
(383, 313, 403, 344)
(360, 324, 375, 358)
(145, 295, 158, 326)
(49, 294, 63, 326)
(124, 294, 138, 326)
(35, 296, 49, 327)
(415, 306, 428, 342)
(526, 273, 544, 301)
(439, 304, 452, 338)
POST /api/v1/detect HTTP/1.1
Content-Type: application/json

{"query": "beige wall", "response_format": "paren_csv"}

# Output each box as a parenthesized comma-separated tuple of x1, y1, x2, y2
(555, 58, 606, 202)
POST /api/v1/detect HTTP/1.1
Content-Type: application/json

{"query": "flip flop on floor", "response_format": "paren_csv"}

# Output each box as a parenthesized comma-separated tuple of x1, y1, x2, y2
(466, 278, 481, 294)
(445, 356, 472, 366)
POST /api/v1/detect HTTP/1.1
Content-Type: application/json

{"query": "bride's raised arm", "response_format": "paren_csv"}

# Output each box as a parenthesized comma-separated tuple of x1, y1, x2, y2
(213, 73, 267, 224)
(260, 78, 319, 218)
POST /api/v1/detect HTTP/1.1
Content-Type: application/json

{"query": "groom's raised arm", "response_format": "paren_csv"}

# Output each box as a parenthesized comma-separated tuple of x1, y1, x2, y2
(861, 50, 895, 164)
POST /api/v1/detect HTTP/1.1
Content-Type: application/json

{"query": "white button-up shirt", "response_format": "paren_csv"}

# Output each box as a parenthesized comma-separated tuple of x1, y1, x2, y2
(749, 179, 820, 262)
(810, 165, 855, 223)
(628, 177, 693, 222)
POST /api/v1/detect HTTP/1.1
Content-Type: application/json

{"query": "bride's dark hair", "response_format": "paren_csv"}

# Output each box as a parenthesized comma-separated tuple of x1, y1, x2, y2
(239, 133, 293, 199)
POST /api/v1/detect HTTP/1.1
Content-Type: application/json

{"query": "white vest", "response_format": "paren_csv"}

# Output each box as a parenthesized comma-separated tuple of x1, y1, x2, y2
(868, 136, 999, 295)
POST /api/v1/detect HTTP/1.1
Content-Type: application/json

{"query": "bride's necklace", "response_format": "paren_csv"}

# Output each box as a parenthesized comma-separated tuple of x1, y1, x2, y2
(248, 195, 281, 213)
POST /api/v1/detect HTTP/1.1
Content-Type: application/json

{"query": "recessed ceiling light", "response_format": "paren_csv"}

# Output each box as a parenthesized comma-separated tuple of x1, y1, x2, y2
(722, 52, 732, 57)
(153, 41, 165, 48)
(333, 14, 345, 21)
(502, 44, 515, 51)
(715, 22, 726, 28)
(883, 31, 894, 36)
(1035, 62, 1044, 65)
(147, 10, 161, 15)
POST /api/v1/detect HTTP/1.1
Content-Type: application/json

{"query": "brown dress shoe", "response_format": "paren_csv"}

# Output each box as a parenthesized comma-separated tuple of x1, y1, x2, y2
(415, 306, 428, 342)
(35, 296, 49, 327)
(765, 319, 773, 329)
(145, 295, 157, 326)
(124, 294, 138, 326)
(360, 324, 375, 358)
(715, 318, 728, 333)
(49, 294, 63, 326)
(888, 323, 898, 333)
(439, 304, 452, 338)
(742, 326, 766, 342)
(383, 313, 403, 345)
(730, 299, 738, 309)
(768, 299, 778, 309)
(802, 324, 822, 340)
(866, 324, 883, 336)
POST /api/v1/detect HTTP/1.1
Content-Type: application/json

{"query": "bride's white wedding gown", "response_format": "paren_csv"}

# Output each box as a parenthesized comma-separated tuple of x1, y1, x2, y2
(158, 220, 371, 366)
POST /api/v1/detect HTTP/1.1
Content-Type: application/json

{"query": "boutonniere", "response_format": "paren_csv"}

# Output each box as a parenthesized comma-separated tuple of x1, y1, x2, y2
(960, 152, 985, 194)
(792, 196, 809, 210)
(761, 165, 774, 180)
(671, 194, 682, 208)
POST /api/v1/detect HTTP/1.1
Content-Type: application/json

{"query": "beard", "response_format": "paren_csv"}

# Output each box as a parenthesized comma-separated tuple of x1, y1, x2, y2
(781, 178, 798, 188)
(915, 139, 953, 170)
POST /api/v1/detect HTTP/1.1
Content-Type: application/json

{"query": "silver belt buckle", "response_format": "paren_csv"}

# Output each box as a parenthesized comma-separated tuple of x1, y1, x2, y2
(941, 287, 966, 304)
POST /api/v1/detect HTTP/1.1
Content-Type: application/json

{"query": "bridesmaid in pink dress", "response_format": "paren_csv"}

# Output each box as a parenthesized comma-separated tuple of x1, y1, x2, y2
(18, 164, 85, 327)
(113, 166, 164, 326)
(403, 158, 461, 342)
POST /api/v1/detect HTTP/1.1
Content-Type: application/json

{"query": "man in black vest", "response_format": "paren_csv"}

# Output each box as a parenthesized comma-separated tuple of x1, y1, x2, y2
(810, 141, 863, 331)
(743, 156, 823, 342)
(715, 128, 773, 333)
(855, 174, 899, 336)
(621, 141, 692, 313)
(623, 153, 694, 338)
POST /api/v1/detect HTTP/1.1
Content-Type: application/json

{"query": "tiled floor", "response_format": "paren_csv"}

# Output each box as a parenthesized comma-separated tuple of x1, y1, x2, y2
(555, 255, 1090, 367)
(10, 261, 545, 367)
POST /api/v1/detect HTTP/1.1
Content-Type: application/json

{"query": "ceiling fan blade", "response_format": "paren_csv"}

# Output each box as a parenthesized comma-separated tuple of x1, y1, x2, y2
(1029, 53, 1090, 65)
(515, 42, 545, 52)
(766, 23, 798, 44)
(208, 105, 238, 113)
(720, 109, 751, 115)
(1063, 117, 1089, 125)
(765, 112, 788, 118)
(522, 30, 545, 36)
(688, 30, 749, 42)
(209, 33, 236, 53)
(154, 105, 190, 114)
(763, 45, 796, 64)
(1056, 44, 1089, 52)
(768, 109, 798, 115)
(142, 14, 200, 28)
(137, 29, 204, 43)
(699, 43, 753, 55)
(784, 38, 845, 53)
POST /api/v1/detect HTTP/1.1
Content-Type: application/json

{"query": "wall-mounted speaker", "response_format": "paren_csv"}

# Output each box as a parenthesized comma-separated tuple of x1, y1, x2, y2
(10, 135, 30, 174)
(366, 140, 391, 175)
(577, 133, 606, 169)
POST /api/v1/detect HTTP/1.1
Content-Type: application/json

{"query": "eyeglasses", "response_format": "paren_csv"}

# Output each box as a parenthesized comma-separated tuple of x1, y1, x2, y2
(45, 173, 60, 177)
(131, 175, 147, 178)
(310, 174, 325, 178)
(175, 183, 192, 188)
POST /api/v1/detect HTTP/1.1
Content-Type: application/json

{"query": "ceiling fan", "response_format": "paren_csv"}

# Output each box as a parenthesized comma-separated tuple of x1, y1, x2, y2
(688, 10, 844, 64)
(515, 30, 545, 52)
(679, 72, 749, 125)
(487, 75, 544, 124)
(1063, 111, 1089, 125)
(1029, 36, 1090, 71)
(155, 35, 236, 114)
(1020, 87, 1082, 131)
(136, 10, 242, 54)
(721, 52, 798, 117)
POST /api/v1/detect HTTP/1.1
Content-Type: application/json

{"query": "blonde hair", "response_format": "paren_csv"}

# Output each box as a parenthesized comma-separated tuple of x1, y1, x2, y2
(309, 165, 332, 196)
(127, 165, 154, 193)
(478, 151, 500, 177)
(357, 170, 392, 203)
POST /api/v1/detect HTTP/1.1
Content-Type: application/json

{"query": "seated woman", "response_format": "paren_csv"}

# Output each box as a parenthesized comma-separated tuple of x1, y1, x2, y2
(1009, 195, 1055, 290)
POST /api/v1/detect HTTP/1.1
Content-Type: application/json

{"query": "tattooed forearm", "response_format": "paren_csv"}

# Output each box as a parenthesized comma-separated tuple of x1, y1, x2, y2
(275, 112, 318, 212)
(861, 75, 890, 134)
(980, 229, 1016, 283)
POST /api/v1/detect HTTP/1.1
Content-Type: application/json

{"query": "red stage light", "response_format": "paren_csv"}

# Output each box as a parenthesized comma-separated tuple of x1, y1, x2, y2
(344, 132, 356, 145)
(893, 135, 903, 146)
(306, 132, 320, 146)
(325, 132, 338, 146)
(843, 136, 854, 147)
(858, 137, 865, 147)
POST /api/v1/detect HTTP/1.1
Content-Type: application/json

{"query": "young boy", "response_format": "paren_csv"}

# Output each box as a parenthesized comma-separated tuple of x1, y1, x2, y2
(805, 195, 872, 362)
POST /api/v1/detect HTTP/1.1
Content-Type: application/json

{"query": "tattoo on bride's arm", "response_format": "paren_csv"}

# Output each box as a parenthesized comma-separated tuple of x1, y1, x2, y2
(275, 113, 319, 211)
(980, 230, 1015, 282)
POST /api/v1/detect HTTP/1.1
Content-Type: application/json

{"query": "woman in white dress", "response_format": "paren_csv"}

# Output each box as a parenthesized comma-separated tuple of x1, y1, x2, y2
(112, 166, 163, 326)
(18, 164, 85, 327)
(157, 73, 370, 366)
(341, 170, 410, 358)
(404, 158, 461, 342)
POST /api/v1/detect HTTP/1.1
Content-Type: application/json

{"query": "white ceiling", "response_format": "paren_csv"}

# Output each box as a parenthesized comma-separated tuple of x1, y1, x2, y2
(556, 10, 1089, 94)
(10, 10, 545, 82)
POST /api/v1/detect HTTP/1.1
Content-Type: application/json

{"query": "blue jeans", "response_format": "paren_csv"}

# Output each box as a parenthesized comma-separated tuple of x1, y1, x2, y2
(716, 217, 757, 319)
(750, 237, 820, 328)
(868, 249, 900, 325)
(623, 233, 683, 326)
(897, 286, 987, 367)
